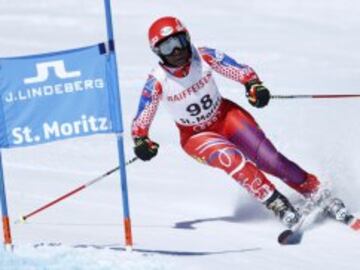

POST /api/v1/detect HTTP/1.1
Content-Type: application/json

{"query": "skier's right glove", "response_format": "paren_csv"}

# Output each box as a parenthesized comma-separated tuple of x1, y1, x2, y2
(133, 136, 159, 161)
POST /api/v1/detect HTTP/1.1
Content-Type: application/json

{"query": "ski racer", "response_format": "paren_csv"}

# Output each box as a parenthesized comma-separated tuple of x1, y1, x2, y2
(131, 16, 353, 227)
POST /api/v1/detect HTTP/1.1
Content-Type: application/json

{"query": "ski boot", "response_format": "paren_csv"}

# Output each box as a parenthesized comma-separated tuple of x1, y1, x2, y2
(324, 197, 355, 225)
(287, 174, 353, 223)
(308, 188, 360, 229)
(265, 190, 301, 228)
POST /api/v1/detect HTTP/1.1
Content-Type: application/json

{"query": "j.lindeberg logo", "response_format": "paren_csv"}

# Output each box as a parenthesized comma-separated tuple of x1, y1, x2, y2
(4, 59, 105, 104)
(24, 60, 81, 84)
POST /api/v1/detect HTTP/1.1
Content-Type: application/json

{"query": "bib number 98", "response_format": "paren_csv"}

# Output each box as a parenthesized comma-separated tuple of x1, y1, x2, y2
(186, 94, 213, 116)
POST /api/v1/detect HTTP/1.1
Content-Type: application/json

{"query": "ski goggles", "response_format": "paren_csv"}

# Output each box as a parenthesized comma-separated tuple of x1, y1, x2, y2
(154, 33, 189, 56)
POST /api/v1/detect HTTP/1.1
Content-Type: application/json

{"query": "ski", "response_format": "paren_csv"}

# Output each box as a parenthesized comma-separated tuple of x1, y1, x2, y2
(279, 213, 360, 245)
(278, 229, 303, 245)
(278, 199, 321, 245)
(278, 190, 360, 245)
(347, 216, 360, 231)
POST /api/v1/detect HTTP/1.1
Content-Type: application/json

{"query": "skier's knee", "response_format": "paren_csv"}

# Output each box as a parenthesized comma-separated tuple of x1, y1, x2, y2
(208, 147, 246, 174)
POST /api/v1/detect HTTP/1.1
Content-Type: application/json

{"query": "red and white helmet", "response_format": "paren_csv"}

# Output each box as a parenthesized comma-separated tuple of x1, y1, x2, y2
(148, 16, 190, 52)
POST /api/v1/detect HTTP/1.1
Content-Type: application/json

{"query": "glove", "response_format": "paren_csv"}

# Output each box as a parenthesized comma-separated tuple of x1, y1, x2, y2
(245, 80, 270, 108)
(133, 136, 159, 161)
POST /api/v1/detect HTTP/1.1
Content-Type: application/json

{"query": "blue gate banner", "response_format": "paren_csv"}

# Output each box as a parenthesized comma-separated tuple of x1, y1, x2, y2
(0, 44, 121, 148)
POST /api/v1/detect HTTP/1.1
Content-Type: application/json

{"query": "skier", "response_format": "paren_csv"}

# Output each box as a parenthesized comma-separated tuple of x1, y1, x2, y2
(131, 16, 352, 227)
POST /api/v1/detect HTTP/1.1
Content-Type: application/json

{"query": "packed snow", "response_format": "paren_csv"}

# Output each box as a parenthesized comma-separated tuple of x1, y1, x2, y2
(0, 0, 359, 269)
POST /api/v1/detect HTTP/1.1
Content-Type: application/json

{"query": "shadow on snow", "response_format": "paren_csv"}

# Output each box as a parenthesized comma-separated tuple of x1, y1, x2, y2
(174, 199, 273, 230)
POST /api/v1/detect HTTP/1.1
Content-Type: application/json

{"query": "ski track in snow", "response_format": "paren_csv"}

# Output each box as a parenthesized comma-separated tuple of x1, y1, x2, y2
(1, 0, 360, 269)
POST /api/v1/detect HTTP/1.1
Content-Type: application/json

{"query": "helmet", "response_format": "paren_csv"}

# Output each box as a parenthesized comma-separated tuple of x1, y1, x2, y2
(148, 16, 190, 53)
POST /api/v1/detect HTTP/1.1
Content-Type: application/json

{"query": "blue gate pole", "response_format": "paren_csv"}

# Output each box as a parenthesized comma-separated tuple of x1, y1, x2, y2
(103, 0, 133, 250)
(0, 151, 13, 250)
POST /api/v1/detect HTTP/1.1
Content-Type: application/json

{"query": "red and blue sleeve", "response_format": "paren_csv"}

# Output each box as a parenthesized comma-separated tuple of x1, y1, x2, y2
(131, 75, 163, 140)
(199, 47, 260, 85)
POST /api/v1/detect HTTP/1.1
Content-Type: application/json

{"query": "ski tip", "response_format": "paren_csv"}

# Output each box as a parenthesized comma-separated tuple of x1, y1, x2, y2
(278, 229, 303, 245)
(349, 218, 360, 231)
(278, 229, 293, 245)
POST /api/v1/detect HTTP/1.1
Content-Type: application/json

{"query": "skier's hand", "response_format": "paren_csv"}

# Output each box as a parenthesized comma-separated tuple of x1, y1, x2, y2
(133, 136, 159, 161)
(245, 80, 270, 108)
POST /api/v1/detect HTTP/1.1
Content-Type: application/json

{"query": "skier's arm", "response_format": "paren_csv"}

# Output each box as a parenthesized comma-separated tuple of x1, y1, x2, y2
(199, 47, 259, 84)
(199, 47, 270, 108)
(131, 75, 162, 161)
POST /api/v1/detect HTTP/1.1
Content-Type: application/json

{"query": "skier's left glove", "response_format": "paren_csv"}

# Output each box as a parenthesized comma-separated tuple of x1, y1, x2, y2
(245, 80, 271, 108)
(133, 136, 159, 161)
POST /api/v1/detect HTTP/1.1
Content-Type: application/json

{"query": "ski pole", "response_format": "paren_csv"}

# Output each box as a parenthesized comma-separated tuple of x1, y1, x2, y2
(271, 94, 360, 99)
(15, 157, 138, 224)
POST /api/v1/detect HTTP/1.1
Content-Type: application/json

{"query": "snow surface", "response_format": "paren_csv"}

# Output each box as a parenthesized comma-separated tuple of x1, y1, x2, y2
(0, 0, 360, 269)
